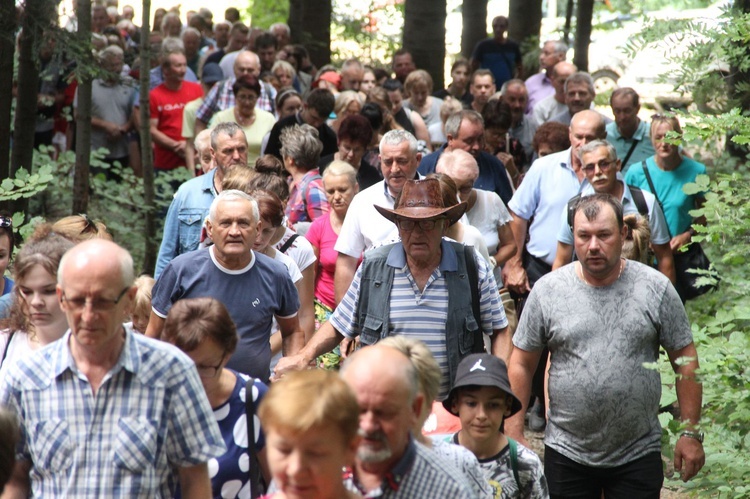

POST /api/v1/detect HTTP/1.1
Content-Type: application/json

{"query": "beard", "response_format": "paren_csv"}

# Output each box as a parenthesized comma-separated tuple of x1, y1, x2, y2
(356, 428, 393, 463)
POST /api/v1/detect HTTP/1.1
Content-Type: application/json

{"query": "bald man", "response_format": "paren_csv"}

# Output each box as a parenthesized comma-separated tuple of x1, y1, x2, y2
(340, 345, 475, 498)
(0, 240, 223, 497)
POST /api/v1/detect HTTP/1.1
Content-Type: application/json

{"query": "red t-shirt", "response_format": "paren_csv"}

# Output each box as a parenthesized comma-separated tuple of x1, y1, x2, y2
(149, 81, 203, 170)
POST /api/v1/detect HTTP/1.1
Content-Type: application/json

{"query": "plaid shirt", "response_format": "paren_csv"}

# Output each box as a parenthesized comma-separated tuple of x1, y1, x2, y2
(344, 439, 474, 498)
(286, 169, 329, 225)
(0, 326, 225, 498)
(195, 77, 276, 124)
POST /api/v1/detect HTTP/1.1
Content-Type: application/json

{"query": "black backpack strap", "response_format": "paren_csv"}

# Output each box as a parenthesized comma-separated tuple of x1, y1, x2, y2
(1, 331, 15, 366)
(278, 233, 300, 254)
(566, 193, 583, 233)
(245, 377, 261, 499)
(621, 138, 640, 167)
(640, 161, 672, 238)
(628, 185, 649, 219)
(463, 245, 485, 354)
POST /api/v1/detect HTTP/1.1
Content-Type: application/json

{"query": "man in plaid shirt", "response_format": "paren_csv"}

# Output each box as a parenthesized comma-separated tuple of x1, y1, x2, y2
(0, 240, 224, 497)
(194, 50, 276, 136)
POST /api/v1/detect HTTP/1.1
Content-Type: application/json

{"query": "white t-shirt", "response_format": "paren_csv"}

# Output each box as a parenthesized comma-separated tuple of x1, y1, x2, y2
(334, 181, 398, 257)
(272, 249, 303, 284)
(461, 189, 512, 284)
(274, 227, 317, 272)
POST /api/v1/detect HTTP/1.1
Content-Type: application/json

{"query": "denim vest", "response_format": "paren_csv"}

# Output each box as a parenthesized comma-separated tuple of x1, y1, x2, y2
(356, 241, 481, 388)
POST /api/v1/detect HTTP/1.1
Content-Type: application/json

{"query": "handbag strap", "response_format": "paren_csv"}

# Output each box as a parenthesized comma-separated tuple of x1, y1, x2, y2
(641, 161, 672, 239)
(621, 138, 640, 167)
(463, 245, 485, 354)
(278, 233, 299, 254)
(508, 437, 522, 491)
(245, 377, 261, 499)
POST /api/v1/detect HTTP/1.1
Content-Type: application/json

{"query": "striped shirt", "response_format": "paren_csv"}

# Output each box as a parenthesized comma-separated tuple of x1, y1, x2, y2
(0, 326, 225, 498)
(331, 240, 507, 399)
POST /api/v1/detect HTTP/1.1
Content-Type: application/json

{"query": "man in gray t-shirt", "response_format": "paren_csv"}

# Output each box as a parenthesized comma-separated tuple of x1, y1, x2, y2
(506, 193, 705, 497)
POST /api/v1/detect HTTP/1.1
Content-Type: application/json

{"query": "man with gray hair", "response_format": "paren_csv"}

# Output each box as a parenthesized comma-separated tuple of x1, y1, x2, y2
(332, 129, 422, 303)
(532, 61, 576, 126)
(525, 40, 567, 114)
(339, 345, 476, 497)
(550, 72, 612, 126)
(147, 37, 199, 89)
(270, 22, 291, 48)
(1, 239, 225, 497)
(155, 122, 249, 277)
(147, 190, 304, 380)
(181, 27, 202, 74)
(76, 44, 134, 173)
(418, 109, 514, 205)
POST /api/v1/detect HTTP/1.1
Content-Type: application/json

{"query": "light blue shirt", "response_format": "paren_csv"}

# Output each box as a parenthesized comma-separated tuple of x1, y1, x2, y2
(508, 148, 583, 266)
(606, 120, 656, 173)
(0, 326, 225, 498)
(557, 173, 671, 246)
(155, 169, 217, 278)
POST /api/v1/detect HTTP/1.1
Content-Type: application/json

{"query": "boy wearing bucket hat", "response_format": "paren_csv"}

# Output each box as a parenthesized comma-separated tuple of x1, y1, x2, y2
(445, 353, 548, 498)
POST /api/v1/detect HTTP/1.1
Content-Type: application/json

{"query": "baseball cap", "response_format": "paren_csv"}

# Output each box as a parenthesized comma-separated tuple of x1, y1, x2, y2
(202, 63, 224, 85)
(442, 353, 522, 417)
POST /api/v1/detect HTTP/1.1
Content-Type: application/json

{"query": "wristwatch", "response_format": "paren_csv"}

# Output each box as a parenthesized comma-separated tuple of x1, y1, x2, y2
(680, 430, 704, 443)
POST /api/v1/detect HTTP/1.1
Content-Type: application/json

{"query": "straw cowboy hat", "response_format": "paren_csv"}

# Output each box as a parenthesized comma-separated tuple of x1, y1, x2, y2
(375, 178, 467, 226)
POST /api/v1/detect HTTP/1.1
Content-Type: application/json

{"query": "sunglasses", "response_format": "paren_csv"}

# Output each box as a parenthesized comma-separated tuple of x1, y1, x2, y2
(0, 216, 12, 228)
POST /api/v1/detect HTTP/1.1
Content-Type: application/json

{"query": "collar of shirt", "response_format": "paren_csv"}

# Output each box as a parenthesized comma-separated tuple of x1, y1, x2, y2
(53, 325, 137, 380)
(200, 168, 218, 195)
(350, 437, 418, 495)
(381, 171, 423, 202)
(610, 119, 648, 142)
(385, 239, 459, 272)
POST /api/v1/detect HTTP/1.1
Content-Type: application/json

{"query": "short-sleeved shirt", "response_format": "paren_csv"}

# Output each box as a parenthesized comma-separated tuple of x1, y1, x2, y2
(80, 78, 135, 159)
(334, 180, 399, 258)
(198, 372, 268, 499)
(0, 326, 225, 498)
(286, 169, 330, 224)
(150, 82, 204, 170)
(452, 434, 548, 499)
(508, 148, 582, 265)
(605, 120, 656, 173)
(274, 227, 317, 272)
(151, 246, 300, 381)
(556, 175, 670, 246)
(532, 95, 567, 126)
(331, 240, 507, 399)
(513, 262, 693, 467)
(525, 72, 554, 114)
(471, 38, 522, 88)
(306, 215, 341, 308)
(461, 188, 513, 284)
(624, 156, 707, 237)
(182, 97, 204, 142)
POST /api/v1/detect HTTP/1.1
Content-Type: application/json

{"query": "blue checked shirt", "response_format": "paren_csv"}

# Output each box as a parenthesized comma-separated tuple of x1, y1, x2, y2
(0, 326, 225, 498)
(344, 438, 474, 498)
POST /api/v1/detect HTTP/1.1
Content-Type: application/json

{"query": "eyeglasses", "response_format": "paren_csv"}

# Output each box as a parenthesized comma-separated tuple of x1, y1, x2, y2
(61, 286, 130, 312)
(195, 358, 224, 378)
(0, 216, 12, 228)
(582, 160, 617, 174)
(396, 218, 444, 232)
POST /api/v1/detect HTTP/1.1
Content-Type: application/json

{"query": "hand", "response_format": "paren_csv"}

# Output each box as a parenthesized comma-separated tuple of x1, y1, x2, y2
(670, 231, 693, 253)
(105, 122, 123, 140)
(339, 337, 354, 359)
(503, 260, 531, 295)
(173, 141, 186, 158)
(674, 435, 705, 482)
(271, 354, 309, 381)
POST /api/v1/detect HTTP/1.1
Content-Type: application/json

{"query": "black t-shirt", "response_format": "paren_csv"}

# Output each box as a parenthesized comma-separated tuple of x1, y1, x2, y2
(318, 154, 382, 191)
(265, 113, 338, 161)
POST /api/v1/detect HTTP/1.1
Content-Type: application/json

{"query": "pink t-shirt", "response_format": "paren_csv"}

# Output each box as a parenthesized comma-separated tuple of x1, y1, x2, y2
(305, 215, 339, 308)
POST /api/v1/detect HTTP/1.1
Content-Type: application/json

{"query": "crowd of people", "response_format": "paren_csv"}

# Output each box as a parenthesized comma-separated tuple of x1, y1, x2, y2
(0, 3, 712, 498)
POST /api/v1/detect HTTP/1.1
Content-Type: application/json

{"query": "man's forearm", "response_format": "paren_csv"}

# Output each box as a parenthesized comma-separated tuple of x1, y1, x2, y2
(298, 321, 345, 364)
(491, 327, 512, 363)
(280, 321, 306, 357)
(508, 213, 528, 267)
(506, 349, 540, 440)
(654, 243, 676, 284)
(673, 344, 702, 428)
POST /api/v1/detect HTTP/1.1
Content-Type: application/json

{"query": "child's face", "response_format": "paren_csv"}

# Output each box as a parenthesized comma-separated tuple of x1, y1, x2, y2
(452, 386, 512, 440)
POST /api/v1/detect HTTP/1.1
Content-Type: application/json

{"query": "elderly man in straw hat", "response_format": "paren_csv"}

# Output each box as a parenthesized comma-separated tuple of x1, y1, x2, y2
(275, 178, 510, 399)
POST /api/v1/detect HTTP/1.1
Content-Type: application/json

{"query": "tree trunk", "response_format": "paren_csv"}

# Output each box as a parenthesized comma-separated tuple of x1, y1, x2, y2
(509, 0, 543, 49)
(728, 0, 750, 158)
(573, 0, 594, 72)
(461, 0, 487, 60)
(139, 0, 156, 274)
(404, 0, 447, 90)
(0, 0, 16, 184)
(72, 0, 92, 214)
(288, 0, 331, 68)
(11, 0, 48, 217)
(563, 0, 575, 46)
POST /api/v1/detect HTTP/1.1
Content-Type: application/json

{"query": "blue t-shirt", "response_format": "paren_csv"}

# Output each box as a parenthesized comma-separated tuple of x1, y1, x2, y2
(471, 38, 522, 88)
(624, 156, 707, 237)
(151, 247, 300, 381)
(176, 371, 268, 499)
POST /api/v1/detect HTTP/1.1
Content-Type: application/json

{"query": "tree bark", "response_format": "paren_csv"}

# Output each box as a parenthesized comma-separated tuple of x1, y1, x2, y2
(404, 0, 447, 90)
(461, 0, 487, 61)
(728, 0, 750, 158)
(11, 0, 49, 217)
(563, 0, 575, 46)
(140, 0, 156, 274)
(72, 0, 92, 214)
(509, 0, 543, 51)
(288, 0, 331, 68)
(573, 0, 594, 72)
(0, 0, 16, 183)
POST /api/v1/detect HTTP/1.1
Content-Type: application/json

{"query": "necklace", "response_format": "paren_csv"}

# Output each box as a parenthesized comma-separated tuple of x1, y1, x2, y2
(578, 258, 625, 286)
(234, 108, 255, 127)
